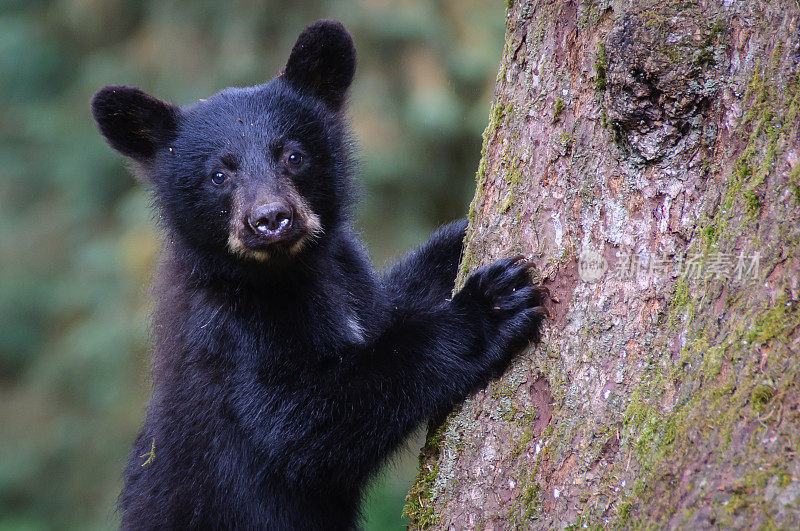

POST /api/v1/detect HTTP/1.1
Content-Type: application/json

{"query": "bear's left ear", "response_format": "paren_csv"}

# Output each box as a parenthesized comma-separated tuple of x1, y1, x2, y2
(282, 20, 356, 110)
(91, 85, 180, 162)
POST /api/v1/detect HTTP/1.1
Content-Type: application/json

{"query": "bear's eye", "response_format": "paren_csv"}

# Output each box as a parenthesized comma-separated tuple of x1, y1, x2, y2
(287, 152, 303, 166)
(211, 171, 227, 186)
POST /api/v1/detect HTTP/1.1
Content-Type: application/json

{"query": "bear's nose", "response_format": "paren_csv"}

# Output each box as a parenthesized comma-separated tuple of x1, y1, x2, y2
(248, 203, 293, 235)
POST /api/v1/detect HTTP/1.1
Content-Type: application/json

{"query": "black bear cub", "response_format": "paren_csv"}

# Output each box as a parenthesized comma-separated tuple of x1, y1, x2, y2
(92, 20, 546, 530)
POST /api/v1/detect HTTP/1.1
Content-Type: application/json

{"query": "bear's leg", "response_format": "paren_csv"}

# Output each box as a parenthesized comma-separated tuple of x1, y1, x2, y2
(383, 218, 467, 309)
(311, 257, 547, 489)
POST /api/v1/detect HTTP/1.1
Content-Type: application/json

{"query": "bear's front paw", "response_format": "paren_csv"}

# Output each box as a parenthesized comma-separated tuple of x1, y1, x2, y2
(455, 255, 548, 368)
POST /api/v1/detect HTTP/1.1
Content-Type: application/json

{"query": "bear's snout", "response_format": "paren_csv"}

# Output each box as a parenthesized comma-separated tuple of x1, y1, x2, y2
(247, 202, 293, 237)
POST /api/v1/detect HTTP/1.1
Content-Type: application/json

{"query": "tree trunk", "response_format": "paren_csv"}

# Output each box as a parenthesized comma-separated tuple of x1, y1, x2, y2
(404, 0, 800, 528)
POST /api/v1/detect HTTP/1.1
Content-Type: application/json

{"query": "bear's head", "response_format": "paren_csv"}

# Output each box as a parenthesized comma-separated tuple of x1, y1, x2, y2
(91, 20, 356, 265)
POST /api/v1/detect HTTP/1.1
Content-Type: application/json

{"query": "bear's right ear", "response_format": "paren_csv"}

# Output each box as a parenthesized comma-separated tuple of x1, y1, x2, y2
(282, 20, 356, 110)
(91, 85, 180, 161)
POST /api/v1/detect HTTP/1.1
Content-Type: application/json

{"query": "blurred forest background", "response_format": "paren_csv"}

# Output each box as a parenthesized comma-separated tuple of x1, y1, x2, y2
(0, 0, 505, 529)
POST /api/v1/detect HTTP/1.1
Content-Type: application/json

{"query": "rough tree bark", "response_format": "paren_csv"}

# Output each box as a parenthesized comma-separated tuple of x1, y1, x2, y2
(404, 0, 800, 528)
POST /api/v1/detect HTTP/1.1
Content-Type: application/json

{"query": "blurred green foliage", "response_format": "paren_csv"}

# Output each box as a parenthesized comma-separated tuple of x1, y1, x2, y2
(0, 1, 504, 528)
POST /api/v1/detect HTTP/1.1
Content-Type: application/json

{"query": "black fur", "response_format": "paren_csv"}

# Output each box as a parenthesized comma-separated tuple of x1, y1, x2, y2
(91, 20, 546, 530)
(282, 20, 357, 110)
(91, 85, 180, 161)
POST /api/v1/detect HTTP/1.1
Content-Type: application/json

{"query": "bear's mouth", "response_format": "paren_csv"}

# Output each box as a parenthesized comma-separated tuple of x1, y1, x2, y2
(228, 229, 299, 261)
(227, 216, 322, 262)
